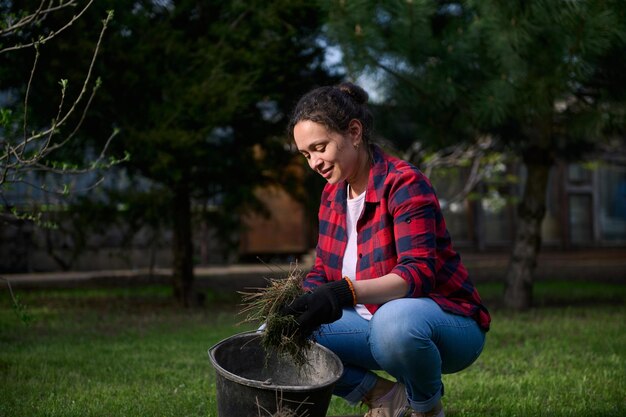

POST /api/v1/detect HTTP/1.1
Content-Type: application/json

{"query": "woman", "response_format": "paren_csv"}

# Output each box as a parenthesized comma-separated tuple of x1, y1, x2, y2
(281, 82, 491, 417)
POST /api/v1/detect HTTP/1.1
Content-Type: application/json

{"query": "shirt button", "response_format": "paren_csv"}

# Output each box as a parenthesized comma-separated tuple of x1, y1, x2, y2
(358, 253, 363, 258)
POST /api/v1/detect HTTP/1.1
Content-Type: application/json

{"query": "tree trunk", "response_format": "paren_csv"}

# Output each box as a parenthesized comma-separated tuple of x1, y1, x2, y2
(172, 182, 195, 307)
(503, 150, 553, 310)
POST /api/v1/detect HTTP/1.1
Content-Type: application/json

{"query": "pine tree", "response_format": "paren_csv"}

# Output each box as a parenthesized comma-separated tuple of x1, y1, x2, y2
(2, 0, 340, 305)
(323, 0, 626, 309)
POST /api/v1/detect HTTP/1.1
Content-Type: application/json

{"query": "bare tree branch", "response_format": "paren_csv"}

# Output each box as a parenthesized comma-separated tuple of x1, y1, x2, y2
(4, 10, 112, 164)
(405, 136, 502, 207)
(0, 4, 121, 223)
(0, 1, 93, 54)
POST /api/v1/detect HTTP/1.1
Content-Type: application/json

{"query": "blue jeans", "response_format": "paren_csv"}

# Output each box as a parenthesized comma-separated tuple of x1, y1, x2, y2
(312, 298, 486, 413)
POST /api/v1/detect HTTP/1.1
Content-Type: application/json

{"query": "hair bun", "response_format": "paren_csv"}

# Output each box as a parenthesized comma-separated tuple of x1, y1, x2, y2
(288, 82, 374, 143)
(337, 82, 369, 105)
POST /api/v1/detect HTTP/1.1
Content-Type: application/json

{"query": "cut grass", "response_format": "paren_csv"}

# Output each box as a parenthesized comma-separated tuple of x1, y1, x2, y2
(1, 281, 624, 416)
(239, 266, 310, 367)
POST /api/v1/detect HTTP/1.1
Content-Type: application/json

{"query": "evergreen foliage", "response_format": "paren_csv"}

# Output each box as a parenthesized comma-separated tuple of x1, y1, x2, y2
(323, 0, 625, 153)
(1, 1, 340, 304)
(322, 0, 626, 308)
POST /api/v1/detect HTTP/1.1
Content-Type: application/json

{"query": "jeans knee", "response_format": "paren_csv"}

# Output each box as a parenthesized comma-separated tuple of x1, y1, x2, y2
(370, 299, 433, 338)
(370, 307, 432, 364)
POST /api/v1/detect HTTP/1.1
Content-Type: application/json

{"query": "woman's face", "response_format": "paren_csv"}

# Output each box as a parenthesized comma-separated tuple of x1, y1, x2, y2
(293, 120, 361, 185)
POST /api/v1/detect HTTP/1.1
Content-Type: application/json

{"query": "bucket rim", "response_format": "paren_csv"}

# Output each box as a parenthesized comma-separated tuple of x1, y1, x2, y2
(208, 331, 343, 392)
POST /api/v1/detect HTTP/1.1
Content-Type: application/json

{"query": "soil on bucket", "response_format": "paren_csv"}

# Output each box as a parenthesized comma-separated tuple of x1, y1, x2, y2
(209, 332, 343, 417)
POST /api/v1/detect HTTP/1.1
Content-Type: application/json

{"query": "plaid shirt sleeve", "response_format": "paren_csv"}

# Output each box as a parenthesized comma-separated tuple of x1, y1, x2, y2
(304, 146, 491, 331)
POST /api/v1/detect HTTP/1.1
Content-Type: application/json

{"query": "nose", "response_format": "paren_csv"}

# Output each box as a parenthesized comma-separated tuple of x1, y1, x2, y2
(309, 154, 323, 171)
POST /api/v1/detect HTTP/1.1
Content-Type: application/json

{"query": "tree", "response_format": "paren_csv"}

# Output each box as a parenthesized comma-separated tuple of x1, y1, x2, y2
(323, 0, 626, 309)
(7, 0, 341, 306)
(0, 1, 121, 225)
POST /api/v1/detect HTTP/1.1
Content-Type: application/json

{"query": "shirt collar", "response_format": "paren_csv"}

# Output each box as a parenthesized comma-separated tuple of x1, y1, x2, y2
(327, 144, 389, 211)
(366, 144, 388, 203)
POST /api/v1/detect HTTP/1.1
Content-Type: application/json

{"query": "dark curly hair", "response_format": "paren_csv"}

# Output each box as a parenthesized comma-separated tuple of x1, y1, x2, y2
(287, 82, 374, 145)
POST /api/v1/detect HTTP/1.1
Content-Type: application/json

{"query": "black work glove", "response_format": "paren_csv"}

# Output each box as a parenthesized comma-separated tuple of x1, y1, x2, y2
(280, 279, 355, 338)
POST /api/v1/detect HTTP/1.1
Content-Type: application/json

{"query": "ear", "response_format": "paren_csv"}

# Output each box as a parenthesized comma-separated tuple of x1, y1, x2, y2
(347, 119, 363, 146)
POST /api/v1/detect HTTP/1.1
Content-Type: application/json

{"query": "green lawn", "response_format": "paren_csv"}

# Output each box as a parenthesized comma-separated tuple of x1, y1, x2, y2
(1, 281, 625, 417)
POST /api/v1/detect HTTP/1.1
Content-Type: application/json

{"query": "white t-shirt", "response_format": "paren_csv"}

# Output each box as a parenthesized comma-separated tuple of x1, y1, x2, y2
(341, 185, 373, 320)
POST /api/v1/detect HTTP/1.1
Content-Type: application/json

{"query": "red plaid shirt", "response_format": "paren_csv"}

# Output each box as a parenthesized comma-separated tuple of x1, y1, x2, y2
(305, 145, 491, 331)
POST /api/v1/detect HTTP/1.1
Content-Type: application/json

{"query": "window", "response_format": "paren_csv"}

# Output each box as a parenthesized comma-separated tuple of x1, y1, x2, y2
(598, 165, 626, 242)
(568, 194, 593, 244)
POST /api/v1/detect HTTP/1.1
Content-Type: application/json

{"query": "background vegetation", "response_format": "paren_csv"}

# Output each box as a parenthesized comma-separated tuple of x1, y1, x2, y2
(322, 0, 626, 309)
(2, 1, 625, 308)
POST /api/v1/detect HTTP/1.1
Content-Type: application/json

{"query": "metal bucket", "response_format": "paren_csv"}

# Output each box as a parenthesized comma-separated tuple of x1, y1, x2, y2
(208, 331, 343, 417)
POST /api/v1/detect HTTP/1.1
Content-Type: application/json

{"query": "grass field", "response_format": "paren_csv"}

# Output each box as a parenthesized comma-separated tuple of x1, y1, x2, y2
(1, 281, 625, 416)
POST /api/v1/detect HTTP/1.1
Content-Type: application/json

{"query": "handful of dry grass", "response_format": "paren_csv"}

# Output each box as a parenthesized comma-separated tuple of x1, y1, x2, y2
(239, 264, 312, 367)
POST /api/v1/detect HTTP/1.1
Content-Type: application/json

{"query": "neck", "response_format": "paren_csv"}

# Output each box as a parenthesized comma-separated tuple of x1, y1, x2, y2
(348, 148, 370, 198)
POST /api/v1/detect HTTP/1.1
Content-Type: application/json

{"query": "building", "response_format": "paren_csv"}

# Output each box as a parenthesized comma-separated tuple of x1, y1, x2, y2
(433, 160, 626, 249)
(1, 156, 625, 273)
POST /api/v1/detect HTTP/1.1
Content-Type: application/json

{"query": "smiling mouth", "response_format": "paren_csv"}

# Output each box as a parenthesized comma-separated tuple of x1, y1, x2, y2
(320, 167, 333, 179)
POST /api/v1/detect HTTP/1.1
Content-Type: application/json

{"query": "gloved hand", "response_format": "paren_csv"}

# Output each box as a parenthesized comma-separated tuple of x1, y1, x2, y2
(280, 278, 355, 338)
